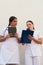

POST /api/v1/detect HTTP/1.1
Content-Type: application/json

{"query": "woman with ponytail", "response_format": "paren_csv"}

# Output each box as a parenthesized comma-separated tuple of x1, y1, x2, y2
(0, 16, 20, 65)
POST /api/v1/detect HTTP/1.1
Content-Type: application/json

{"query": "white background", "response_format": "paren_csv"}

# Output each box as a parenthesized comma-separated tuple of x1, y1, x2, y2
(0, 0, 43, 65)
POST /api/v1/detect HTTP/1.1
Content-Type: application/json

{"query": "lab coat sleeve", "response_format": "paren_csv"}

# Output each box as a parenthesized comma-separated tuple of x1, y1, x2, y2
(0, 29, 4, 36)
(0, 28, 8, 36)
(37, 31, 42, 38)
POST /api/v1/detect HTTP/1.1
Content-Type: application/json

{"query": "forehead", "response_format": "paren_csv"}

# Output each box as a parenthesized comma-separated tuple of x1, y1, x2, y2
(13, 18, 17, 22)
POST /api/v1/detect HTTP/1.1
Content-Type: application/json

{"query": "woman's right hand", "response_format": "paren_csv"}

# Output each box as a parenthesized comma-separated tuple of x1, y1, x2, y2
(5, 34, 10, 39)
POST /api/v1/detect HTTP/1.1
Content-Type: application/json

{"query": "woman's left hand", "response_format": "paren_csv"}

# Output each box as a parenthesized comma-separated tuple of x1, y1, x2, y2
(14, 33, 18, 38)
(28, 35, 42, 44)
(28, 35, 34, 40)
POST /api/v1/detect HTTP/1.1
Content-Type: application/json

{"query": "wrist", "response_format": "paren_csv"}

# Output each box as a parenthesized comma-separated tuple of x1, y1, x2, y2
(32, 37, 35, 40)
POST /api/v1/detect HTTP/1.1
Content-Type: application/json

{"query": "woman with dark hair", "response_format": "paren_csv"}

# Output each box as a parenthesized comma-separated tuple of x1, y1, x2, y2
(0, 16, 20, 65)
(25, 20, 42, 65)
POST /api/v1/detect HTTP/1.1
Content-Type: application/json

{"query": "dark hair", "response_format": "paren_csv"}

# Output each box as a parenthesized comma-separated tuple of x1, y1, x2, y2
(8, 16, 17, 26)
(26, 20, 34, 24)
(26, 20, 34, 29)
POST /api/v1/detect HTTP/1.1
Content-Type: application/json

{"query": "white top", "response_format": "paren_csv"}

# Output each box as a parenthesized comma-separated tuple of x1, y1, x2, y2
(0, 27, 21, 64)
(25, 30, 42, 56)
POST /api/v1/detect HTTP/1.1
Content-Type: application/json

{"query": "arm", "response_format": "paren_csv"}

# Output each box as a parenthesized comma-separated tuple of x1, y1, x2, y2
(0, 35, 6, 42)
(28, 35, 42, 44)
(0, 34, 11, 42)
(32, 38, 42, 44)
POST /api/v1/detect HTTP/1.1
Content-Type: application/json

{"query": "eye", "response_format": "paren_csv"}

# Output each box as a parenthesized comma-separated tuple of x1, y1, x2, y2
(14, 21, 17, 22)
(29, 24, 31, 25)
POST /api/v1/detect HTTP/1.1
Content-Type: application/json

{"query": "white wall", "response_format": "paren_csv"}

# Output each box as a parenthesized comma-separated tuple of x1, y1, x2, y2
(0, 0, 43, 65)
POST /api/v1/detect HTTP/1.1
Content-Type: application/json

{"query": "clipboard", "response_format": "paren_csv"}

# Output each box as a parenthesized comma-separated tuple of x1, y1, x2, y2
(8, 26, 17, 37)
(20, 29, 34, 43)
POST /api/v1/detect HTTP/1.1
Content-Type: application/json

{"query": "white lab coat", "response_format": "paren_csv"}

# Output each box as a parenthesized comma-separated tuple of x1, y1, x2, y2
(25, 30, 42, 65)
(0, 28, 21, 65)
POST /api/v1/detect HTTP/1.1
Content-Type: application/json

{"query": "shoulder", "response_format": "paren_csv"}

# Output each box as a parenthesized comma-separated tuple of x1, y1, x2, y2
(34, 29, 39, 34)
(34, 29, 42, 38)
(0, 27, 8, 36)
